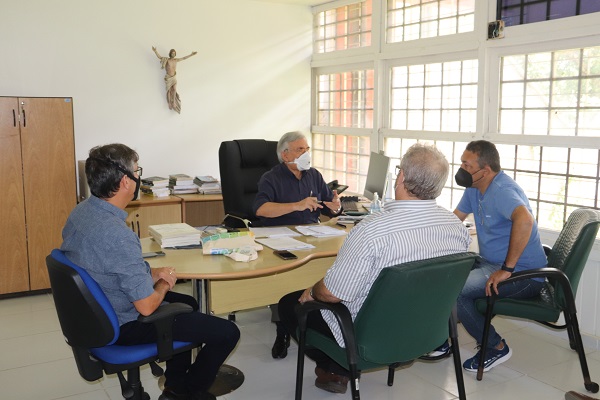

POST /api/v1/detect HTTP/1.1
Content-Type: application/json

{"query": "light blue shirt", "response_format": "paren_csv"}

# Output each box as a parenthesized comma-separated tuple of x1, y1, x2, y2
(456, 171, 547, 270)
(60, 195, 155, 326)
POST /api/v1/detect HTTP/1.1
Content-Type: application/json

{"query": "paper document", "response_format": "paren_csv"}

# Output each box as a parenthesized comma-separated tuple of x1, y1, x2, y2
(250, 227, 300, 238)
(295, 225, 348, 238)
(256, 237, 315, 251)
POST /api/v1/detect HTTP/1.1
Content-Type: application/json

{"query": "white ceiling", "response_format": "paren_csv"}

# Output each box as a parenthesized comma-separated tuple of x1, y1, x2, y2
(251, 0, 331, 6)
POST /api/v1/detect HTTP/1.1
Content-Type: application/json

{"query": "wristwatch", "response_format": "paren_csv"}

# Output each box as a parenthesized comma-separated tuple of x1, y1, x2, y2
(500, 262, 515, 272)
(309, 287, 314, 298)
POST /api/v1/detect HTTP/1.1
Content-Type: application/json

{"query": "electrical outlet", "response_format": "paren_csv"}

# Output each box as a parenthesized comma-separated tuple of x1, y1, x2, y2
(488, 20, 505, 40)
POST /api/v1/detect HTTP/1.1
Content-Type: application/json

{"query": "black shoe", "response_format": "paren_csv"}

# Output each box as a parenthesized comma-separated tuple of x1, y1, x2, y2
(419, 340, 452, 361)
(271, 333, 291, 359)
(159, 387, 191, 400)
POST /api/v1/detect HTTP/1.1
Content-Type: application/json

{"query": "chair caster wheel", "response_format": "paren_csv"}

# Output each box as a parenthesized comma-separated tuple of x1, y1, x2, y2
(584, 381, 599, 393)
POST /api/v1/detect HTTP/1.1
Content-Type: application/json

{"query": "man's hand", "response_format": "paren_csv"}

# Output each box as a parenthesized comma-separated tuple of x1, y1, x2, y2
(485, 269, 512, 296)
(298, 287, 314, 304)
(152, 267, 177, 289)
(298, 196, 323, 212)
(324, 190, 341, 213)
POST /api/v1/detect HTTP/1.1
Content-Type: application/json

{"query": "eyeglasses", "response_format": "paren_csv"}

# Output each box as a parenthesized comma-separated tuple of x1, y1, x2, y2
(89, 157, 141, 180)
(395, 165, 401, 175)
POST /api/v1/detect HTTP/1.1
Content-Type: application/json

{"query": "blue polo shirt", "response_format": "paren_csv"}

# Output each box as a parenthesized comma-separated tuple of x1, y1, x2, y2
(60, 195, 155, 326)
(456, 171, 547, 272)
(253, 163, 335, 227)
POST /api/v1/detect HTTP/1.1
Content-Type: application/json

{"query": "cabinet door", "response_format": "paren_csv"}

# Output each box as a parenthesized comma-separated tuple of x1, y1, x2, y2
(126, 204, 182, 238)
(20, 98, 77, 290)
(0, 98, 29, 294)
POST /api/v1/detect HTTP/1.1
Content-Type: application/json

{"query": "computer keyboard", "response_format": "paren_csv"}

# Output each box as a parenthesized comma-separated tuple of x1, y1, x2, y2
(340, 196, 360, 212)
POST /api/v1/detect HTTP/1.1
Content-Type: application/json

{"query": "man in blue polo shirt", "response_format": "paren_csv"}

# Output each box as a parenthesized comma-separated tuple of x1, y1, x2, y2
(453, 140, 547, 373)
(253, 131, 342, 359)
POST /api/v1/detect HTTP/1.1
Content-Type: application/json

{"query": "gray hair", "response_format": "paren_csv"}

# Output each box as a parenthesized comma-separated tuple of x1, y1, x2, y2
(399, 143, 449, 200)
(276, 131, 307, 162)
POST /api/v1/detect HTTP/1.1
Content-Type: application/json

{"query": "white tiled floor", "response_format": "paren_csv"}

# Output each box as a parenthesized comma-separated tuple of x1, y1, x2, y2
(1, 287, 600, 400)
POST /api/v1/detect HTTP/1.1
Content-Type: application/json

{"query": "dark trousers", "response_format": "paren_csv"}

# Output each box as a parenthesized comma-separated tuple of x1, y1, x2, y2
(116, 292, 240, 394)
(278, 290, 350, 377)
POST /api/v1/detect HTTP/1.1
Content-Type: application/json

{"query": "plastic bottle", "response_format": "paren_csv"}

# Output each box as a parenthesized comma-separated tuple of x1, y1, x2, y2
(370, 192, 382, 214)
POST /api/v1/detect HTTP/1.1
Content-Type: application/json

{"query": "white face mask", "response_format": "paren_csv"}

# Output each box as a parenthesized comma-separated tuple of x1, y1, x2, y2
(293, 151, 311, 171)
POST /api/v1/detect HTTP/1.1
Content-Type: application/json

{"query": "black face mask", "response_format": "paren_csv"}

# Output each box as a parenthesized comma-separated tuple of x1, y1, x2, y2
(131, 175, 141, 201)
(455, 167, 482, 188)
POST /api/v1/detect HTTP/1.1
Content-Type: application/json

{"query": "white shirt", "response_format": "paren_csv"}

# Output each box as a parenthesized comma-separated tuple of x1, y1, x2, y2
(322, 199, 471, 347)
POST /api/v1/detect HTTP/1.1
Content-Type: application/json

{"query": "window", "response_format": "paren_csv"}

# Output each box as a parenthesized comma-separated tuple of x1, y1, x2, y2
(499, 46, 600, 137)
(312, 134, 371, 194)
(314, 0, 372, 54)
(310, 2, 600, 232)
(387, 0, 475, 43)
(313, 67, 374, 193)
(317, 69, 375, 128)
(499, 0, 600, 27)
(390, 59, 478, 132)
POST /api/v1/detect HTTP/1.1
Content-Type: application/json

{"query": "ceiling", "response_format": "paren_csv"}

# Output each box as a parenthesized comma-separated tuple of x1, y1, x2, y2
(251, 0, 332, 6)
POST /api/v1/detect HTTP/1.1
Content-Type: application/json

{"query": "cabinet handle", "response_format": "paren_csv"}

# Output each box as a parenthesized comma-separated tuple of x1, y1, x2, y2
(12, 109, 16, 127)
(136, 221, 141, 238)
(130, 221, 135, 232)
(22, 108, 26, 127)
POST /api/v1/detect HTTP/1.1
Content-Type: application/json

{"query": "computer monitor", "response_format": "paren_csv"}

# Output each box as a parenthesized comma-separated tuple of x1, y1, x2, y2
(363, 151, 390, 201)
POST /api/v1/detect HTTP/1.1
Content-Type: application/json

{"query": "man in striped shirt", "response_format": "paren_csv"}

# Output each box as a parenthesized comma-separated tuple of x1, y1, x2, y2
(278, 143, 471, 394)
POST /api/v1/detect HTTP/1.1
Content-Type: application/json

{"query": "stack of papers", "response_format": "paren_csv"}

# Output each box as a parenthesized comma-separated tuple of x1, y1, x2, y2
(295, 225, 348, 238)
(250, 227, 300, 238)
(148, 223, 202, 248)
(255, 237, 315, 251)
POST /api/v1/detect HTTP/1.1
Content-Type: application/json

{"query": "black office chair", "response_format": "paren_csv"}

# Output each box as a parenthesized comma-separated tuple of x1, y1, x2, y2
(46, 249, 199, 400)
(218, 139, 279, 228)
(476, 208, 600, 393)
(294, 252, 478, 400)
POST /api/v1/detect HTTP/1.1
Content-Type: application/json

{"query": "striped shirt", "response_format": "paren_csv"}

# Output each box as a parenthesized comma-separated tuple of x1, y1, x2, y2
(322, 199, 471, 347)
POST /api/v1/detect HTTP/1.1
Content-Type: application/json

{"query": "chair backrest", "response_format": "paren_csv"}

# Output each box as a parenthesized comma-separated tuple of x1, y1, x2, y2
(46, 249, 120, 348)
(218, 139, 279, 226)
(352, 252, 477, 364)
(547, 208, 600, 306)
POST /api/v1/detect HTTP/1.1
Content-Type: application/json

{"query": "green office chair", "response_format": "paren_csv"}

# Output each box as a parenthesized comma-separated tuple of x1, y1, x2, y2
(294, 252, 478, 400)
(476, 208, 600, 393)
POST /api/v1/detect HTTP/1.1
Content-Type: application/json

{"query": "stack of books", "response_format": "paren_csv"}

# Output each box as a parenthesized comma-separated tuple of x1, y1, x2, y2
(140, 176, 170, 198)
(194, 175, 222, 194)
(169, 174, 198, 195)
(148, 223, 202, 248)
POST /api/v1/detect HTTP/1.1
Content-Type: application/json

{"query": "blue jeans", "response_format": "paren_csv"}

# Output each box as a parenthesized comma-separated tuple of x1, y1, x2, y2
(457, 258, 544, 349)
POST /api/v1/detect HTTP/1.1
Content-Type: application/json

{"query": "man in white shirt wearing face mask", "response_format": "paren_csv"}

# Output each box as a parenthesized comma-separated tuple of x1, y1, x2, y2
(253, 131, 342, 360)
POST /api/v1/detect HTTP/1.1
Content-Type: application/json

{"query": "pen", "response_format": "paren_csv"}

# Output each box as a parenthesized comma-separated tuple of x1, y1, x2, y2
(310, 190, 313, 197)
(336, 222, 347, 228)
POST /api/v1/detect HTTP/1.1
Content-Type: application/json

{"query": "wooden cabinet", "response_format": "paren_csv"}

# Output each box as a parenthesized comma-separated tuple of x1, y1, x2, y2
(177, 194, 225, 226)
(0, 97, 77, 294)
(125, 196, 182, 238)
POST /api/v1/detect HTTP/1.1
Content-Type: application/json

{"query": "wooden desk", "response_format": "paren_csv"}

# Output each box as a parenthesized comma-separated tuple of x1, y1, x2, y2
(176, 194, 225, 227)
(142, 229, 346, 314)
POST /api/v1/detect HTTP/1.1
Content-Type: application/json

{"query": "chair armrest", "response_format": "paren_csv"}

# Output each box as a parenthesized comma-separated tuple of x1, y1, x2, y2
(495, 267, 575, 313)
(543, 244, 552, 258)
(137, 303, 193, 361)
(295, 301, 358, 366)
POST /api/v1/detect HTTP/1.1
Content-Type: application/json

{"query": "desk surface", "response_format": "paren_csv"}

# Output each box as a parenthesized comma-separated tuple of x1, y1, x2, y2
(142, 226, 348, 280)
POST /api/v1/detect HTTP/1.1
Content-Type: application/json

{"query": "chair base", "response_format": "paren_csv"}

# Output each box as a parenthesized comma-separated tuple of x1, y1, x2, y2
(158, 365, 244, 397)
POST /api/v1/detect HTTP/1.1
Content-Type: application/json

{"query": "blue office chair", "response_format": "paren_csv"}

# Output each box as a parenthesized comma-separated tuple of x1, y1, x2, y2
(46, 249, 199, 400)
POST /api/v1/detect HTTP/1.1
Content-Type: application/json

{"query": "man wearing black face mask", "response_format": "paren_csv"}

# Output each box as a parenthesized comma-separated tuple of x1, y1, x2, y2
(447, 140, 547, 374)
(60, 144, 240, 400)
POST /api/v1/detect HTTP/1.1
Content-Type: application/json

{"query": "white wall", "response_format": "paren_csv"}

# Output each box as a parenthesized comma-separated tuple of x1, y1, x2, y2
(0, 0, 313, 179)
